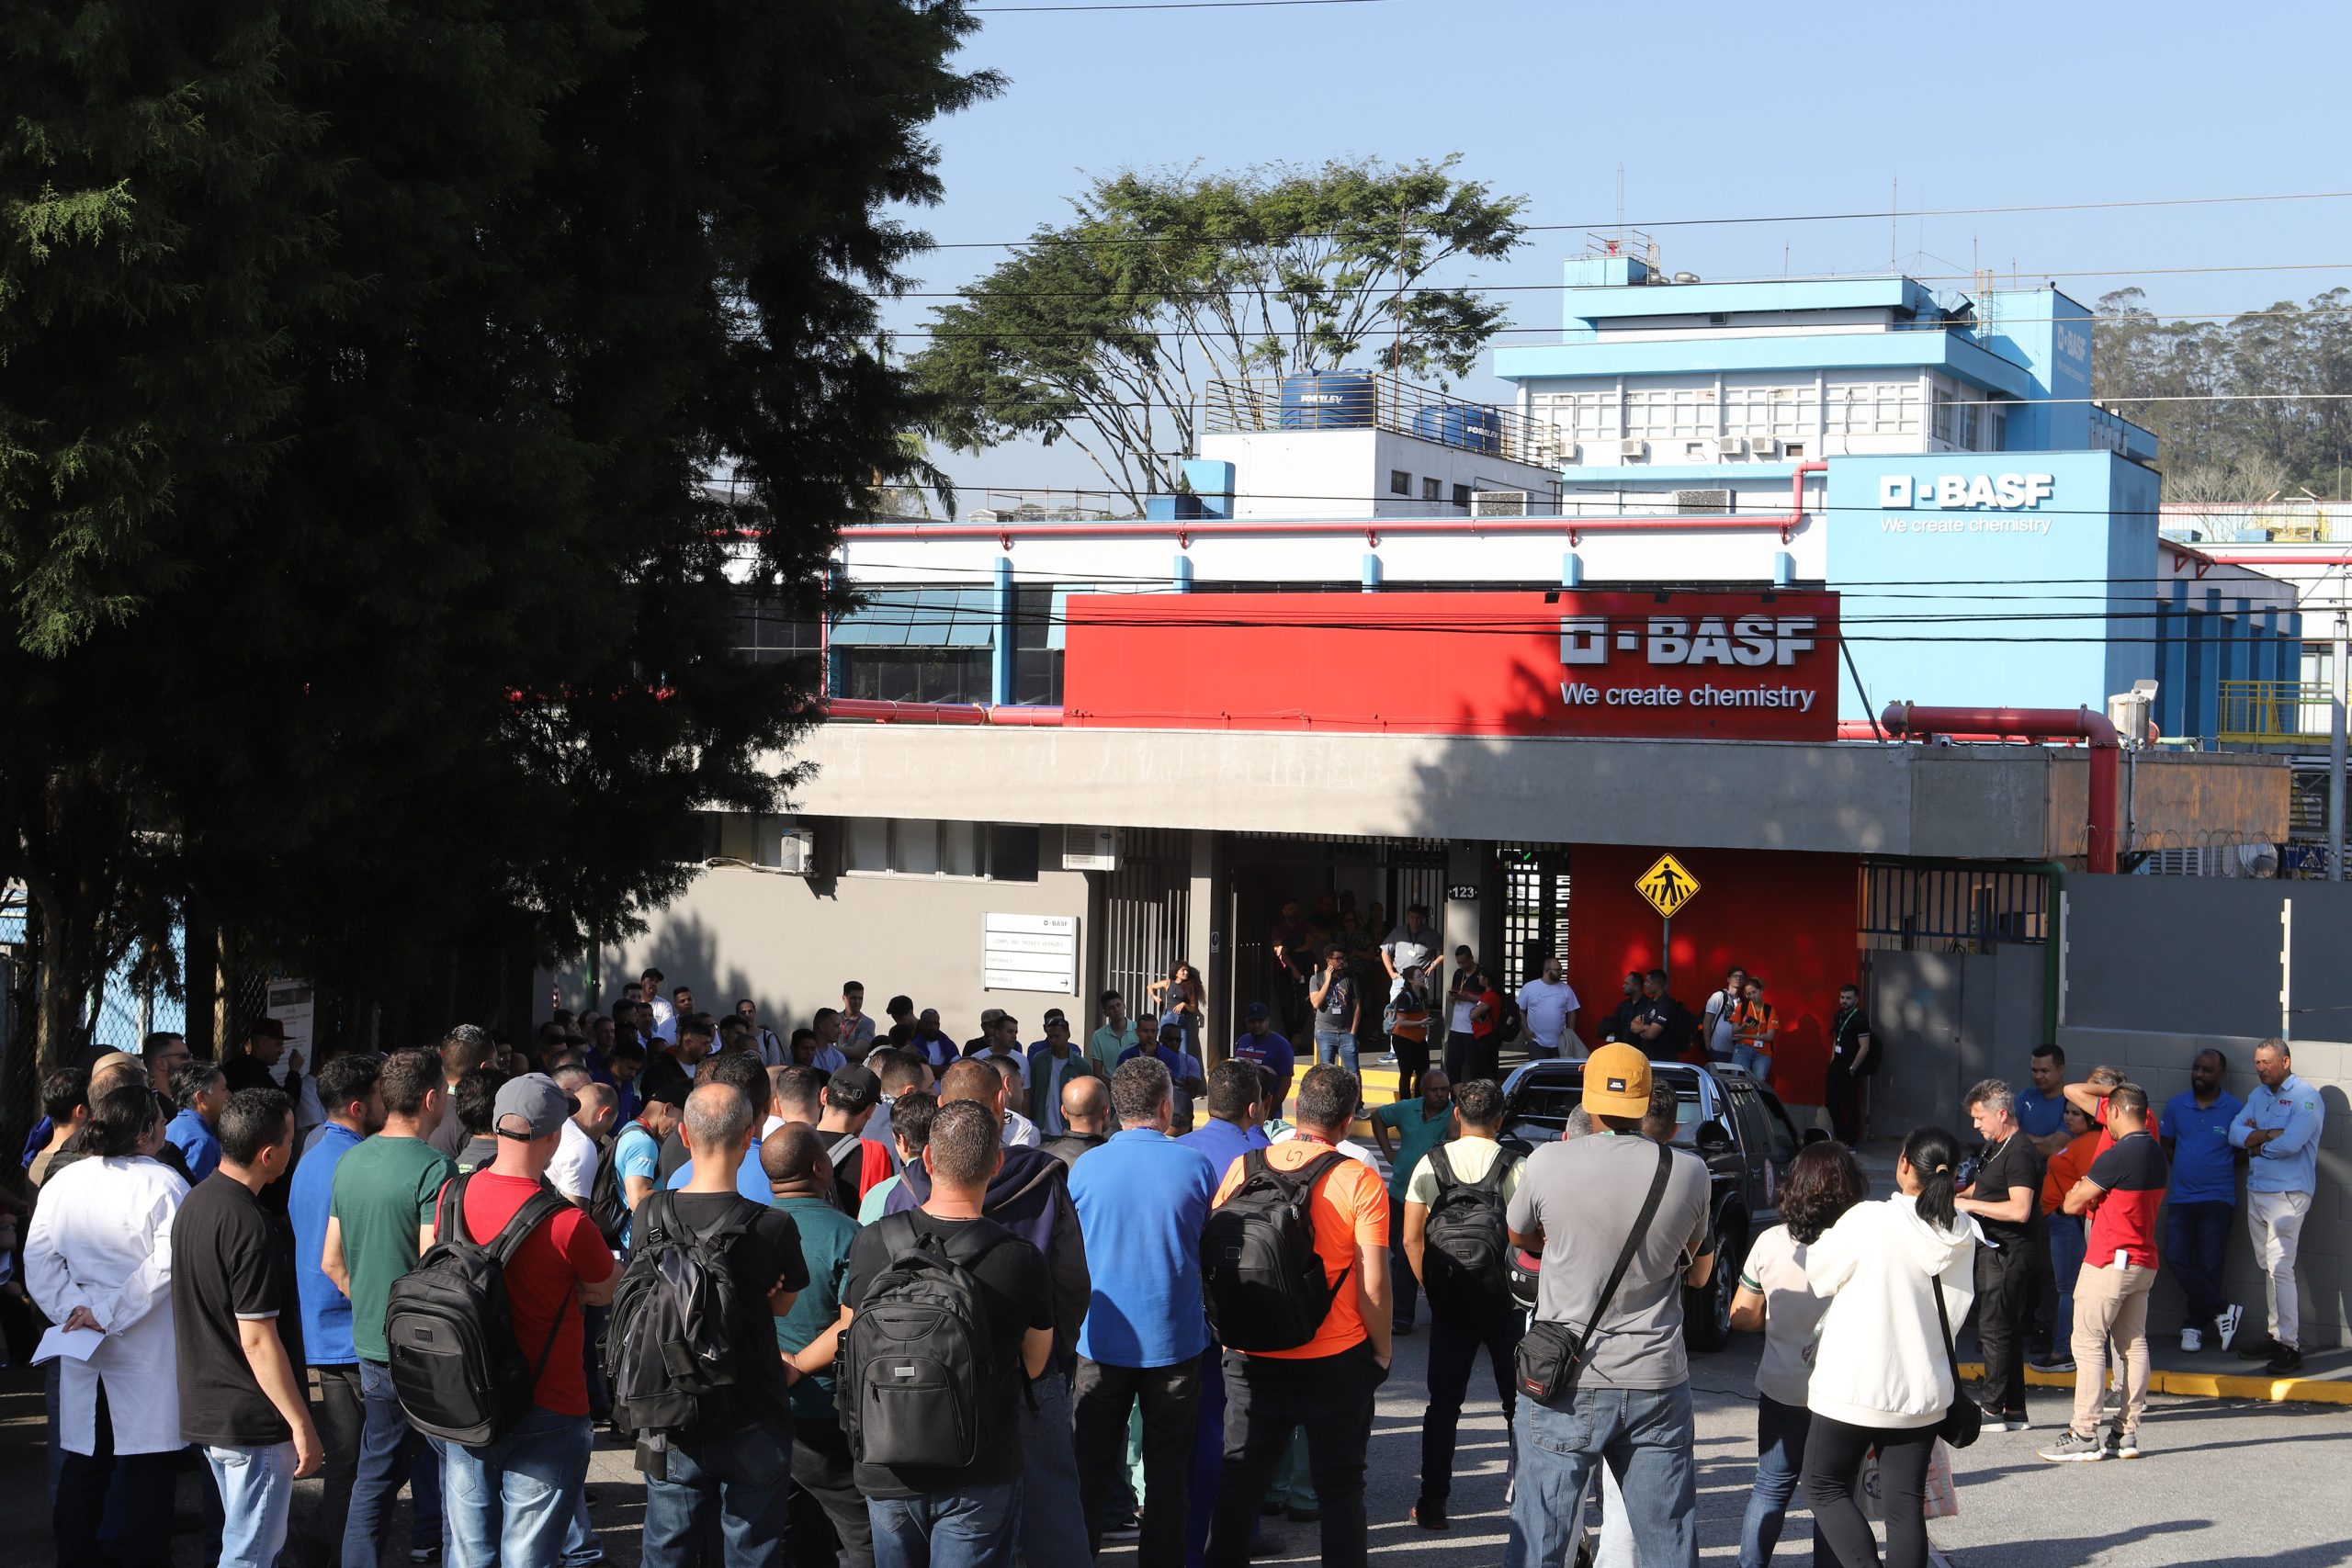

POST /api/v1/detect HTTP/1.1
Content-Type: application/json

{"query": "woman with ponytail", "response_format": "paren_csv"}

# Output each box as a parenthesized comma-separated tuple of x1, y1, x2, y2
(1797, 1126, 1979, 1568)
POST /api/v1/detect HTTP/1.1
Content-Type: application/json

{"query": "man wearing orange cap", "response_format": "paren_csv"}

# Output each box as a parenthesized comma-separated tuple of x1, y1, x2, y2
(1503, 1045, 1714, 1568)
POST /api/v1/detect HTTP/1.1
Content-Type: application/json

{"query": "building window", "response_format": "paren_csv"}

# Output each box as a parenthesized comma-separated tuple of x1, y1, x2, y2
(841, 649, 991, 704)
(1724, 385, 1808, 438)
(731, 591, 820, 664)
(1422, 476, 1442, 502)
(832, 582, 997, 704)
(1625, 387, 1716, 439)
(1833, 381, 1921, 436)
(1012, 584, 1060, 706)
(1533, 390, 1616, 443)
(844, 818, 1004, 879)
(1931, 389, 1957, 445)
(1452, 482, 1472, 508)
(1389, 469, 1412, 496)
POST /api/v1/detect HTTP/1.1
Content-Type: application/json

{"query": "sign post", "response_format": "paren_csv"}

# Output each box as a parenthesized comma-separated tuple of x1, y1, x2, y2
(1634, 854, 1701, 978)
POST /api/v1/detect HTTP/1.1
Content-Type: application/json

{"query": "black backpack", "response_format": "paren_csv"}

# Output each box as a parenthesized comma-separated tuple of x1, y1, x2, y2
(841, 1212, 1014, 1472)
(587, 1130, 634, 1248)
(603, 1190, 758, 1438)
(1200, 1149, 1350, 1352)
(385, 1170, 572, 1447)
(1419, 1144, 1520, 1314)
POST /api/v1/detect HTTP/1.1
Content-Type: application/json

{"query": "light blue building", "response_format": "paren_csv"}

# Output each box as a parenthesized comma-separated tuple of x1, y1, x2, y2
(1493, 251, 2298, 741)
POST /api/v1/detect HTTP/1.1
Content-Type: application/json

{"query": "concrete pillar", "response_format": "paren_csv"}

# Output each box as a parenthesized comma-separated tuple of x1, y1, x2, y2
(1562, 551, 1584, 588)
(1188, 829, 1227, 1059)
(1173, 554, 1193, 592)
(1441, 840, 1491, 1066)
(1362, 553, 1383, 592)
(991, 556, 1014, 705)
(1773, 550, 1795, 588)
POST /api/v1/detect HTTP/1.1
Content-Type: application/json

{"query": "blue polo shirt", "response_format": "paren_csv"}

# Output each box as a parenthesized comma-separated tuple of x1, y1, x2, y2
(1119, 1043, 1203, 1088)
(166, 1108, 221, 1186)
(2158, 1089, 2244, 1205)
(665, 1139, 772, 1204)
(2230, 1075, 2325, 1195)
(288, 1121, 363, 1365)
(1178, 1115, 1272, 1189)
(1231, 1029, 1295, 1085)
(2014, 1085, 2067, 1142)
(1067, 1128, 1217, 1368)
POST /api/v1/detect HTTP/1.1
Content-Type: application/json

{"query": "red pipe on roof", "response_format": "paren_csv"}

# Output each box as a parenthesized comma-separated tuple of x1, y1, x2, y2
(1877, 703, 2121, 874)
(823, 698, 1065, 727)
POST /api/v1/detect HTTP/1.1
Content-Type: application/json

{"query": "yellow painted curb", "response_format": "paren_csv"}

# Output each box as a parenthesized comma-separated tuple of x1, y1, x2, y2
(1958, 1359, 2352, 1407)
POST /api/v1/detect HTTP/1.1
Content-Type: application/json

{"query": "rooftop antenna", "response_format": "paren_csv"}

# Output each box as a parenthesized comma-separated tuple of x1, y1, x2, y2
(1889, 176, 1898, 271)
(1616, 163, 1625, 240)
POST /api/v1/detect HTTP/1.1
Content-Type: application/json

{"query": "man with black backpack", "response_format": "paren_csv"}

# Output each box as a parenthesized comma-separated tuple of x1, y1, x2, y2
(842, 1099, 1055, 1568)
(412, 1074, 618, 1568)
(1400, 1077, 1523, 1532)
(1202, 1064, 1392, 1568)
(608, 1083, 808, 1568)
(1502, 1045, 1714, 1568)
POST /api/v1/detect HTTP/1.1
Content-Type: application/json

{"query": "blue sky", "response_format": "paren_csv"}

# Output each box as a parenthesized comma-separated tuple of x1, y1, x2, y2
(883, 0, 2352, 505)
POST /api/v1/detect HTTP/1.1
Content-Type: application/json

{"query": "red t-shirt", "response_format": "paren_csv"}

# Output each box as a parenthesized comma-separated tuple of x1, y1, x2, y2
(1473, 987, 1501, 1040)
(439, 1169, 616, 1416)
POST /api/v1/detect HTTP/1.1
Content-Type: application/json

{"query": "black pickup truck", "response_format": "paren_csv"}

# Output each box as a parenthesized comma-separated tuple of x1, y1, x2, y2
(1498, 1058, 1806, 1349)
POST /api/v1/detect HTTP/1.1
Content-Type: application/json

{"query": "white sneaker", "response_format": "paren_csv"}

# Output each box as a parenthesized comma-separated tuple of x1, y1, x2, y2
(2216, 1304, 2244, 1352)
(2180, 1326, 2204, 1353)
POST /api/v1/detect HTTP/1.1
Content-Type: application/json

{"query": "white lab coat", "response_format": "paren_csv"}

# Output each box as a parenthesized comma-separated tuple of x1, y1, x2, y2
(26, 1155, 189, 1455)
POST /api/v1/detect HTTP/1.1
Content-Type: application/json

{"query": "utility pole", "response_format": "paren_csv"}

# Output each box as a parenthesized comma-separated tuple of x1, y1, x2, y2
(2332, 610, 2347, 881)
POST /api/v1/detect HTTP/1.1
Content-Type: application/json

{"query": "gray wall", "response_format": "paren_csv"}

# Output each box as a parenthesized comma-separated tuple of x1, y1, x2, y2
(2054, 875, 2352, 1348)
(1867, 943, 2044, 1137)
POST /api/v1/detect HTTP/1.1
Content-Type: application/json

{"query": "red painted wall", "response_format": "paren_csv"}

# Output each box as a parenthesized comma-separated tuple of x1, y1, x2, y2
(1569, 845, 1860, 1107)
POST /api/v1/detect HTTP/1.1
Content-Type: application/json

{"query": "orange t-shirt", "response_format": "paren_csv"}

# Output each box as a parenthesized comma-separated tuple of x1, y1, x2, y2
(1210, 1135, 1389, 1361)
(2041, 1128, 2102, 1214)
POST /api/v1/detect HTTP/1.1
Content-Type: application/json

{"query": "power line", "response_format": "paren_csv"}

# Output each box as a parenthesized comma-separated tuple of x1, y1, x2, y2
(970, 0, 1390, 10)
(922, 187, 2352, 250)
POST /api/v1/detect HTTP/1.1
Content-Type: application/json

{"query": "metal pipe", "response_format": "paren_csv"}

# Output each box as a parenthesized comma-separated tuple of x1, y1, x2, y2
(2333, 611, 2347, 881)
(1876, 703, 2122, 874)
(822, 698, 1065, 727)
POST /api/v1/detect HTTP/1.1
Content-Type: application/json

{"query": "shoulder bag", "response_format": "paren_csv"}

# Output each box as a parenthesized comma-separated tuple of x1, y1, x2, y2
(1514, 1140, 1672, 1408)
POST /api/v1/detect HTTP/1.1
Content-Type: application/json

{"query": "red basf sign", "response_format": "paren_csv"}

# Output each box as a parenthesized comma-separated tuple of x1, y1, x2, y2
(1061, 591, 1839, 740)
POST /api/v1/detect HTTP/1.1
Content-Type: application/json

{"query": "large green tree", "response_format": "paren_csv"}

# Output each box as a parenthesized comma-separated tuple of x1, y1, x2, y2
(0, 0, 994, 1101)
(2095, 287, 2352, 499)
(910, 157, 1528, 513)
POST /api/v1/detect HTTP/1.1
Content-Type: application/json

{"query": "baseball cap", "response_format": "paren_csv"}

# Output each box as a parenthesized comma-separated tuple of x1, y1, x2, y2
(1581, 1044, 1652, 1120)
(1244, 1001, 1271, 1021)
(494, 1073, 579, 1139)
(979, 1008, 1007, 1027)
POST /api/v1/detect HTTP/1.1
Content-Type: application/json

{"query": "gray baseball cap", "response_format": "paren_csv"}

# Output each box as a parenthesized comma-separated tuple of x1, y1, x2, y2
(494, 1072, 579, 1139)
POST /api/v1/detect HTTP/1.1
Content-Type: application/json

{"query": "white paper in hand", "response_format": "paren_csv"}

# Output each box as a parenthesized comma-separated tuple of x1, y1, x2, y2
(34, 1325, 105, 1364)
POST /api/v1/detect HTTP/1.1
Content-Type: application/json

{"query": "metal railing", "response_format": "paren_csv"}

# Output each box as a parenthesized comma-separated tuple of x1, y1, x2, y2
(1204, 374, 1563, 468)
(2216, 679, 2339, 744)
(2162, 502, 2352, 546)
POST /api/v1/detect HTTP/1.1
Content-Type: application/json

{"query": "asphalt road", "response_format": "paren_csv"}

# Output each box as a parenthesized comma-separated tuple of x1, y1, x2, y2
(6, 1331, 2344, 1567)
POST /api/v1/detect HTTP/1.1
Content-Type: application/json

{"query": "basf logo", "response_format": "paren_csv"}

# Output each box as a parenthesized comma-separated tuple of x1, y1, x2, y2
(1879, 472, 2054, 510)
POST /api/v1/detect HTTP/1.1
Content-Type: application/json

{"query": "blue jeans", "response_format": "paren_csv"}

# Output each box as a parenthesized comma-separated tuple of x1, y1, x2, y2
(2165, 1199, 2233, 1329)
(1737, 1395, 1832, 1568)
(867, 1481, 1021, 1568)
(1019, 1369, 1092, 1567)
(1314, 1031, 1360, 1077)
(442, 1404, 593, 1568)
(1507, 1383, 1698, 1568)
(1732, 1045, 1770, 1080)
(345, 1359, 447, 1568)
(2048, 1214, 2087, 1353)
(641, 1423, 792, 1568)
(206, 1442, 299, 1568)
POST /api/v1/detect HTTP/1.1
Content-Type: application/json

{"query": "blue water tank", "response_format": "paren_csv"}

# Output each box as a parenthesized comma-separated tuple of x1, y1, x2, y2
(1412, 401, 1502, 456)
(1278, 370, 1377, 430)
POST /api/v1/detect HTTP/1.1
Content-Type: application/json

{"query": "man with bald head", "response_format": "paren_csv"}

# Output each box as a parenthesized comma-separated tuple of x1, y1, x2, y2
(762, 1124, 872, 1566)
(633, 1085, 807, 1568)
(1044, 1076, 1112, 1167)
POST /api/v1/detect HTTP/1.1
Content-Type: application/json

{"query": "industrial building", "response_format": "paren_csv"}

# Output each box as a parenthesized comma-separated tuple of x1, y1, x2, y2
(590, 249, 2300, 1121)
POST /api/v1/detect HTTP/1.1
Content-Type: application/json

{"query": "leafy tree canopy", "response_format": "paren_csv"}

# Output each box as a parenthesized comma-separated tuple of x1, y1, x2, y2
(0, 0, 995, 1076)
(910, 156, 1528, 512)
(2094, 287, 2352, 499)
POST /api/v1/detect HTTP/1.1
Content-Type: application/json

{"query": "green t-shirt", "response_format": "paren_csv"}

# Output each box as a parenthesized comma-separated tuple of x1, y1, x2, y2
(773, 1194, 861, 1422)
(329, 1134, 458, 1363)
(1373, 1098, 1454, 1202)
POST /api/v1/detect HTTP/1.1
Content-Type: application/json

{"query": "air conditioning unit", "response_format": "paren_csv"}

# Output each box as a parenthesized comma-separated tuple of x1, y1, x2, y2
(1619, 439, 1649, 460)
(764, 826, 819, 875)
(1061, 825, 1119, 872)
(1556, 441, 1581, 465)
(1471, 490, 1530, 517)
(1750, 436, 1781, 458)
(1717, 435, 1747, 457)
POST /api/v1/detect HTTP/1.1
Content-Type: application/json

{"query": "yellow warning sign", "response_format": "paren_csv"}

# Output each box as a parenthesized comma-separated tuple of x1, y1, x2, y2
(1636, 853, 1701, 919)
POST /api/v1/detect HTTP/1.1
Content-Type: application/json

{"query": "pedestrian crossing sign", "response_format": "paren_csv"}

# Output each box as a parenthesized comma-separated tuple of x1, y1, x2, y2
(1636, 853, 1701, 919)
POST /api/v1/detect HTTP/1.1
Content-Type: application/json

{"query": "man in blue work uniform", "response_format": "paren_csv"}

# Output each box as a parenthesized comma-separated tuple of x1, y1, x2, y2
(2156, 1048, 2244, 1353)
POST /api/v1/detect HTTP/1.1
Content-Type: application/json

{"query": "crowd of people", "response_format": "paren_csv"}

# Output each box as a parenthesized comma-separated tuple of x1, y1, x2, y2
(1, 953, 2328, 1568)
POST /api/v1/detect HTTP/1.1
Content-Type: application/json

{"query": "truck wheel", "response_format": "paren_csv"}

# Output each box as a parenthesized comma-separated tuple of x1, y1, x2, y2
(1683, 1213, 1746, 1353)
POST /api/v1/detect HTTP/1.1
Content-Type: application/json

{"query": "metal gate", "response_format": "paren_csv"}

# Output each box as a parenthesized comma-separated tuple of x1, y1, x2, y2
(1226, 835, 1448, 1030)
(1102, 829, 1192, 1021)
(1498, 843, 1572, 993)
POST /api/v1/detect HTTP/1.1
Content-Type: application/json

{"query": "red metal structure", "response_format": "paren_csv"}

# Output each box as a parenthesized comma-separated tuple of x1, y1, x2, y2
(1877, 702, 2120, 874)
